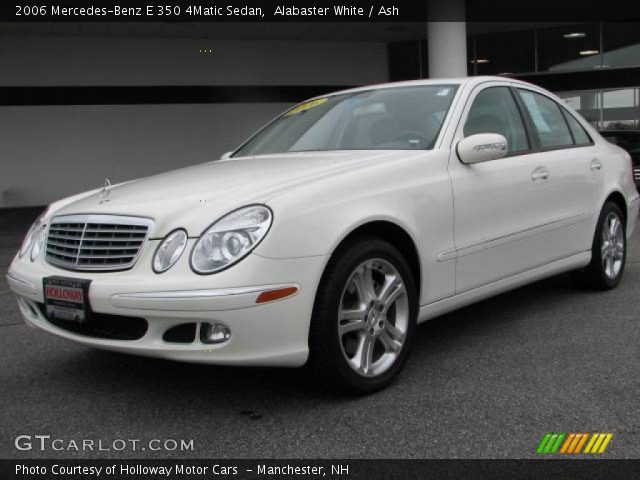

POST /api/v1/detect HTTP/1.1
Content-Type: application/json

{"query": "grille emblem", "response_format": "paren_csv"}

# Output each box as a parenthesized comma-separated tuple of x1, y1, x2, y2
(99, 178, 112, 204)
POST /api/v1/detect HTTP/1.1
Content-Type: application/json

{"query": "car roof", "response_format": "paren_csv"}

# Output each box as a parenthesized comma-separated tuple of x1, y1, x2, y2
(315, 76, 540, 99)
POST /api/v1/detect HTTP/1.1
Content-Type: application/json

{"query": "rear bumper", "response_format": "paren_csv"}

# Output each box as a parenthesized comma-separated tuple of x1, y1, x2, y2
(7, 250, 329, 367)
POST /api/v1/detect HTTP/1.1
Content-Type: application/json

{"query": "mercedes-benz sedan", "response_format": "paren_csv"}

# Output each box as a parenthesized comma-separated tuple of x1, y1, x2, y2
(7, 77, 639, 393)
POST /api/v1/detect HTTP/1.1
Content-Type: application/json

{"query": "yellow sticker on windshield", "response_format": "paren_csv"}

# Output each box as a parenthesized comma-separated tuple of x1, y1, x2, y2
(284, 98, 328, 116)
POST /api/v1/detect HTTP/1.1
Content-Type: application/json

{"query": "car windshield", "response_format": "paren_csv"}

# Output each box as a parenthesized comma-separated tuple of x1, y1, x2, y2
(233, 84, 459, 157)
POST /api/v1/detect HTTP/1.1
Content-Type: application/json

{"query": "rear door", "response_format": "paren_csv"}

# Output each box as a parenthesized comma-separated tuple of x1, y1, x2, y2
(514, 87, 603, 258)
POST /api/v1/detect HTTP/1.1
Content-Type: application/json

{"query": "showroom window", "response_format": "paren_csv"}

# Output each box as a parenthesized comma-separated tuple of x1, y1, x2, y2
(468, 29, 535, 76)
(536, 23, 601, 72)
(517, 90, 573, 148)
(464, 87, 529, 153)
(603, 23, 640, 69)
(557, 88, 640, 131)
(467, 22, 640, 74)
(602, 89, 640, 130)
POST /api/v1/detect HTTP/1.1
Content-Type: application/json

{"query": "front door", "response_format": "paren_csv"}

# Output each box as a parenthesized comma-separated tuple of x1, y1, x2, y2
(448, 83, 572, 293)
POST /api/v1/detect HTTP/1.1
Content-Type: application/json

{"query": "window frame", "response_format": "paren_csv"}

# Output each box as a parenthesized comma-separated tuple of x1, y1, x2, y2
(513, 87, 595, 153)
(460, 85, 535, 159)
(454, 83, 597, 165)
(559, 105, 594, 147)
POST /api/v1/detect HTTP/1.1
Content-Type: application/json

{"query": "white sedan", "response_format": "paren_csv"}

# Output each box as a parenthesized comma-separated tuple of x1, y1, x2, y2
(7, 77, 639, 393)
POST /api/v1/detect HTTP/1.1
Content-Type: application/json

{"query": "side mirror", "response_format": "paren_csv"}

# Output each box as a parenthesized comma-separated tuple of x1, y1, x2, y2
(220, 151, 233, 160)
(457, 133, 508, 165)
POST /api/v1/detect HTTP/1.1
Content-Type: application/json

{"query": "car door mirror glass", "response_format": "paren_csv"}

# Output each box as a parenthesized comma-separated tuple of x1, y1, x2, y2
(457, 133, 508, 164)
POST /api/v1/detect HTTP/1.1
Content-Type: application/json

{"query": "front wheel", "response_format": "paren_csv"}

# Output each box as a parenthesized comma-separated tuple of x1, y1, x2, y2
(308, 238, 418, 394)
(573, 202, 626, 290)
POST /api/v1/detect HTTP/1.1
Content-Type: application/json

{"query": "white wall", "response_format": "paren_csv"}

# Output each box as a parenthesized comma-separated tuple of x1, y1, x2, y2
(0, 36, 387, 86)
(0, 35, 388, 207)
(0, 103, 289, 207)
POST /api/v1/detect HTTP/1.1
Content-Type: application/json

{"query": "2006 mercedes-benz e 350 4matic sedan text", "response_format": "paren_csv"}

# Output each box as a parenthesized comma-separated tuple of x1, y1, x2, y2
(7, 77, 639, 393)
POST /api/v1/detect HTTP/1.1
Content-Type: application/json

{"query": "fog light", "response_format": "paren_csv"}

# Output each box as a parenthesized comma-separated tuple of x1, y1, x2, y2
(200, 322, 231, 344)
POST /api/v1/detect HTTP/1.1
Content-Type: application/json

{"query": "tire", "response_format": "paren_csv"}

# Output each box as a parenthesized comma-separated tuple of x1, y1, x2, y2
(308, 237, 418, 394)
(572, 201, 626, 290)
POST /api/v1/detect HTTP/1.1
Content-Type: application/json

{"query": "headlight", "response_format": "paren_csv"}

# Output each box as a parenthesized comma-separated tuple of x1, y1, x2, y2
(152, 229, 188, 273)
(190, 205, 272, 274)
(29, 225, 47, 262)
(19, 209, 49, 258)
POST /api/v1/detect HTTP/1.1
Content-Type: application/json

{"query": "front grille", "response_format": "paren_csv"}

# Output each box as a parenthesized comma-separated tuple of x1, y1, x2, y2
(46, 214, 153, 271)
(37, 303, 148, 340)
(634, 167, 640, 182)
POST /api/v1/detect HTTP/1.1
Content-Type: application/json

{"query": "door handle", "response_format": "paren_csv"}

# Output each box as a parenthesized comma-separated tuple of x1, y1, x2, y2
(590, 159, 603, 171)
(532, 167, 550, 181)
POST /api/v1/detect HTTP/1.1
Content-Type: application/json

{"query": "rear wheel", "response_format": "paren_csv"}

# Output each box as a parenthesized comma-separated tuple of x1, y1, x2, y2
(573, 202, 626, 290)
(308, 238, 418, 394)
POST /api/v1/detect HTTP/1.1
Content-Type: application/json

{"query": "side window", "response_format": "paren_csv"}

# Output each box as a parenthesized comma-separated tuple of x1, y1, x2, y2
(517, 90, 573, 149)
(561, 109, 592, 145)
(464, 87, 529, 154)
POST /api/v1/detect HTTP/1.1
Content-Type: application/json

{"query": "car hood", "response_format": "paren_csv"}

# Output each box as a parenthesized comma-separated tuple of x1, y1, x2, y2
(52, 151, 407, 237)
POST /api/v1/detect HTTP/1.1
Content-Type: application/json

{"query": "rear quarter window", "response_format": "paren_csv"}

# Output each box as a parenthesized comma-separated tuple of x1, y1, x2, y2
(561, 109, 592, 145)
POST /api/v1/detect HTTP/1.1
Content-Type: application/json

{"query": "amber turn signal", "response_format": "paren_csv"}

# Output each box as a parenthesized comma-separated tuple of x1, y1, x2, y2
(255, 286, 298, 304)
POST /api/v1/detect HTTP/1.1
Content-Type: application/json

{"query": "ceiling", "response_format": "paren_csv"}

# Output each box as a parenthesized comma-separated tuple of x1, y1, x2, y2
(0, 21, 585, 43)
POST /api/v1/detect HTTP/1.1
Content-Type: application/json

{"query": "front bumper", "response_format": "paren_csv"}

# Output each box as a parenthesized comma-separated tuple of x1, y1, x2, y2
(628, 193, 640, 238)
(7, 240, 328, 367)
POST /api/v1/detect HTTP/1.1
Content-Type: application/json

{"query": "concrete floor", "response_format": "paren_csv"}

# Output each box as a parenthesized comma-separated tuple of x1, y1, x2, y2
(1, 208, 639, 459)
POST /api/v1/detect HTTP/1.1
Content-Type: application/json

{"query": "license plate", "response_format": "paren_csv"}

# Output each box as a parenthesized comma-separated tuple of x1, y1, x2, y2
(43, 277, 92, 323)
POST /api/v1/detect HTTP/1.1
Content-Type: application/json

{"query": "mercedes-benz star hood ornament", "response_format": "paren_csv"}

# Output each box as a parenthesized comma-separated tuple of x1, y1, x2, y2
(99, 178, 111, 204)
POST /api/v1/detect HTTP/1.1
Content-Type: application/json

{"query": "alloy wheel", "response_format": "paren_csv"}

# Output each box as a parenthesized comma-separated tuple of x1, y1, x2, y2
(601, 212, 625, 280)
(337, 258, 409, 377)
